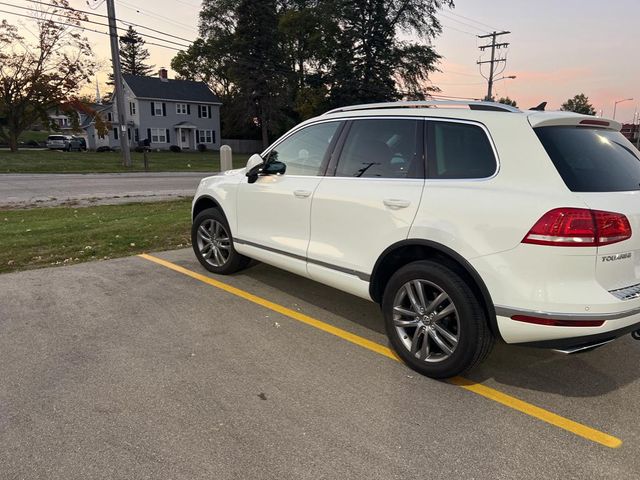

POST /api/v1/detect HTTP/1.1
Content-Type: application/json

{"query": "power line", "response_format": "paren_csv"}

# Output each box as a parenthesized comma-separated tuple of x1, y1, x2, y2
(446, 11, 503, 32)
(440, 23, 477, 37)
(439, 12, 490, 34)
(0, 8, 185, 51)
(6, 1, 192, 49)
(24, 0, 195, 45)
(118, 0, 198, 34)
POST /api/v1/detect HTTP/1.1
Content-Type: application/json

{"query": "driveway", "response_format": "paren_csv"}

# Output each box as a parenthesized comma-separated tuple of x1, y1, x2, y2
(0, 172, 211, 208)
(0, 249, 638, 479)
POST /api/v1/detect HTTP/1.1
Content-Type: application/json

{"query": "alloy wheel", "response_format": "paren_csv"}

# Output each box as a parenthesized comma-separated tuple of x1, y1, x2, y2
(392, 279, 460, 363)
(196, 219, 231, 267)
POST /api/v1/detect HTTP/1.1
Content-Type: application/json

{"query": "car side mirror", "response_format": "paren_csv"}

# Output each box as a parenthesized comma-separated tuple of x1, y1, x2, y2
(246, 153, 264, 184)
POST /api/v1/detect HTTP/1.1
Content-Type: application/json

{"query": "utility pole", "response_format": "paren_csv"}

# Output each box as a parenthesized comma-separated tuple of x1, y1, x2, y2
(106, 0, 132, 167)
(477, 31, 510, 101)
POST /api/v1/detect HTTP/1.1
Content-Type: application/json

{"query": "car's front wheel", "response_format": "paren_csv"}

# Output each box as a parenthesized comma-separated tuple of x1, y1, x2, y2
(191, 208, 250, 274)
(382, 260, 494, 379)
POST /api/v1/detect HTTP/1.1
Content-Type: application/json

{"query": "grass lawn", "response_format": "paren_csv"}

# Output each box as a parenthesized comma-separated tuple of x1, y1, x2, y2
(0, 199, 193, 274)
(18, 130, 52, 143)
(0, 149, 250, 174)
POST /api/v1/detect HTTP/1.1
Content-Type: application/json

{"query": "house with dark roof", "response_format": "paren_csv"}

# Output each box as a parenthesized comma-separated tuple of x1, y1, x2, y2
(103, 69, 222, 151)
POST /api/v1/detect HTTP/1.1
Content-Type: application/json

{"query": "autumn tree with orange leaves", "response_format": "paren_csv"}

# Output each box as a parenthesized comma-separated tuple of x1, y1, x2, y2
(0, 0, 96, 151)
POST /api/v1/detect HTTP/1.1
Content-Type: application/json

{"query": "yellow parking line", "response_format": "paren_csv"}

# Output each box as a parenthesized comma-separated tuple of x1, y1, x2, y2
(138, 253, 623, 449)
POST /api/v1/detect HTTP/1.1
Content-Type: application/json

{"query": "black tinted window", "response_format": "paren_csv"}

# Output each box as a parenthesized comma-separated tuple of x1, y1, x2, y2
(268, 122, 340, 176)
(535, 126, 640, 192)
(428, 122, 496, 179)
(335, 119, 421, 178)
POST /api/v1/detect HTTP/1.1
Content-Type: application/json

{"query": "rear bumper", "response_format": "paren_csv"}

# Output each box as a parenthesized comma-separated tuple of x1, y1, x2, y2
(517, 320, 640, 349)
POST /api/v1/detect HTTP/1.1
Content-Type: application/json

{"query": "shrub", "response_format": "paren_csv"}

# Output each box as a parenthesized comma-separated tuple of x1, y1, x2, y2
(169, 145, 182, 153)
(197, 143, 207, 152)
(96, 146, 112, 153)
(134, 146, 145, 153)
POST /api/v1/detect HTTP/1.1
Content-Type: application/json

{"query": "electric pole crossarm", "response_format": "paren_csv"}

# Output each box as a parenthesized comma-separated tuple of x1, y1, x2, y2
(477, 30, 511, 101)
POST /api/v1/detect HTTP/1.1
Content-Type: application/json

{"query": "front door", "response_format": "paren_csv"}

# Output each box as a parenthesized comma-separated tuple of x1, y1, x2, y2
(307, 118, 424, 297)
(234, 121, 342, 277)
(181, 129, 188, 149)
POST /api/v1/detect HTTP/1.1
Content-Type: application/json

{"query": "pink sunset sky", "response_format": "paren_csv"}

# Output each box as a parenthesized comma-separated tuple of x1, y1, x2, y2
(4, 0, 640, 123)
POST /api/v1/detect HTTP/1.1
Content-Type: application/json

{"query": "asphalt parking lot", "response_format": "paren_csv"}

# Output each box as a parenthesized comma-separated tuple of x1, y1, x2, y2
(1, 248, 639, 479)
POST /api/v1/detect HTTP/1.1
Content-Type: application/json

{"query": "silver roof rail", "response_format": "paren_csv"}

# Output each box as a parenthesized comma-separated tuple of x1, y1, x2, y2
(323, 100, 521, 115)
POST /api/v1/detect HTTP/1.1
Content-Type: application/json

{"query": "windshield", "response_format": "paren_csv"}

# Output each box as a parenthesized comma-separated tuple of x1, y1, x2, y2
(535, 126, 640, 192)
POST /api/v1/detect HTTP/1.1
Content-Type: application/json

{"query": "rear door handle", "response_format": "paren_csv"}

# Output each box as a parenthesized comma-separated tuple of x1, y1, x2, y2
(383, 198, 411, 209)
(293, 190, 312, 198)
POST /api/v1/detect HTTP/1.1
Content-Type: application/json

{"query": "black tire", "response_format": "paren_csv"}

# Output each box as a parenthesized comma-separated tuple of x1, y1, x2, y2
(382, 260, 494, 379)
(191, 208, 250, 274)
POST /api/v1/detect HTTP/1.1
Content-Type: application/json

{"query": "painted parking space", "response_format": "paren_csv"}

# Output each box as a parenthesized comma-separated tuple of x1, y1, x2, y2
(140, 253, 622, 449)
(1, 250, 638, 477)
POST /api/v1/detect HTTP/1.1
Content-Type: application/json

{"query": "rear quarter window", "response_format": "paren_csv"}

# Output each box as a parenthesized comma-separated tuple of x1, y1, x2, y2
(427, 121, 497, 179)
(535, 126, 640, 192)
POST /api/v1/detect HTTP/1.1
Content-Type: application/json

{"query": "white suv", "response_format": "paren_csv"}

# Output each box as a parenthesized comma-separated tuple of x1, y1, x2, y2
(191, 100, 640, 378)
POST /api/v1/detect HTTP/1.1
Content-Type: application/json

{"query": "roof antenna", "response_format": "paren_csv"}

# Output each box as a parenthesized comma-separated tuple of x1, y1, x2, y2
(530, 102, 547, 111)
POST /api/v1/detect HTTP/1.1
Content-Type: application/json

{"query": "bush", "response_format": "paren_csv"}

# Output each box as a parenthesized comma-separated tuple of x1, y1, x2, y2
(169, 145, 182, 153)
(134, 146, 145, 153)
(26, 140, 39, 147)
(96, 146, 112, 153)
(197, 143, 207, 152)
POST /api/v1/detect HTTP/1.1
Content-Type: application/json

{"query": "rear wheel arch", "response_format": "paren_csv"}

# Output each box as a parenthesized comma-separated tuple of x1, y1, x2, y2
(369, 240, 500, 339)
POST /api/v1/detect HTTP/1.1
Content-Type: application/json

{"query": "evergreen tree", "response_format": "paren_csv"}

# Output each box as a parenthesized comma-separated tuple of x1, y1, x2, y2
(229, 0, 287, 147)
(109, 27, 155, 82)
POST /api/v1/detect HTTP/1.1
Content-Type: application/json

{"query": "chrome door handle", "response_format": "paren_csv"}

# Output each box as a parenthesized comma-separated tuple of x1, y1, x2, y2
(383, 198, 411, 209)
(293, 190, 312, 198)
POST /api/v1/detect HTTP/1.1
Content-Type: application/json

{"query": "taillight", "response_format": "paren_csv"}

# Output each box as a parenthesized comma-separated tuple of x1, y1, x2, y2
(511, 315, 604, 327)
(522, 208, 631, 247)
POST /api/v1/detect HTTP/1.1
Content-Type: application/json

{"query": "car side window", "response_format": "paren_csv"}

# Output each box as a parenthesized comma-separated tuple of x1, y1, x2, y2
(427, 121, 497, 179)
(335, 119, 421, 178)
(267, 122, 340, 176)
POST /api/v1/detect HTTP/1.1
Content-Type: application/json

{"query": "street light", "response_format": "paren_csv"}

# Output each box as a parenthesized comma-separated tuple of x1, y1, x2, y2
(613, 98, 633, 120)
(495, 75, 517, 82)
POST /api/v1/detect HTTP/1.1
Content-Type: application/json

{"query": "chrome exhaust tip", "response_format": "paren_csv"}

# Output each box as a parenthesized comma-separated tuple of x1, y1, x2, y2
(632, 330, 640, 341)
(553, 338, 616, 354)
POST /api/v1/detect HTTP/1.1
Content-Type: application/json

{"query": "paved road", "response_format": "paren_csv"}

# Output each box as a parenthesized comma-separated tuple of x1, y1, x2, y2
(0, 249, 639, 479)
(0, 172, 211, 208)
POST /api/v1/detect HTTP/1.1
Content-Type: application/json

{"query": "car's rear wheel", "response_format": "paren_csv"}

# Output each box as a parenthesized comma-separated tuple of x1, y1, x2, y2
(191, 208, 250, 274)
(382, 260, 494, 379)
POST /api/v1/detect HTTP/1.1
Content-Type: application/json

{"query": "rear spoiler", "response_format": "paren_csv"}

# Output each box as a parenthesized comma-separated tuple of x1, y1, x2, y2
(527, 113, 622, 131)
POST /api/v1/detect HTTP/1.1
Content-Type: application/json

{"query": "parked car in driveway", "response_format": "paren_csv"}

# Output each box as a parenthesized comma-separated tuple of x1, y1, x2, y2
(46, 135, 71, 151)
(191, 100, 640, 378)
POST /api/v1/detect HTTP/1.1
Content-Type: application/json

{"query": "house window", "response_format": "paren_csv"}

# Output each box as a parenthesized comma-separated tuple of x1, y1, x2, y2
(200, 130, 214, 143)
(151, 128, 167, 143)
(176, 103, 188, 115)
(107, 112, 113, 122)
(199, 105, 209, 118)
(154, 103, 164, 116)
(113, 128, 119, 140)
(129, 102, 136, 115)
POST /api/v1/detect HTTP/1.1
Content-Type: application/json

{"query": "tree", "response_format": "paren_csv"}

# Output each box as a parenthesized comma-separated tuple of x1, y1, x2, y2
(561, 93, 596, 116)
(230, 0, 287, 148)
(176, 0, 453, 141)
(0, 1, 96, 152)
(497, 96, 517, 107)
(328, 0, 452, 107)
(109, 27, 154, 83)
(118, 27, 155, 76)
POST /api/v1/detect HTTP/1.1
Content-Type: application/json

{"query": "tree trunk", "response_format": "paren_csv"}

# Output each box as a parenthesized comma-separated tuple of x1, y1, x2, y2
(259, 100, 269, 149)
(8, 131, 19, 152)
(261, 118, 269, 150)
